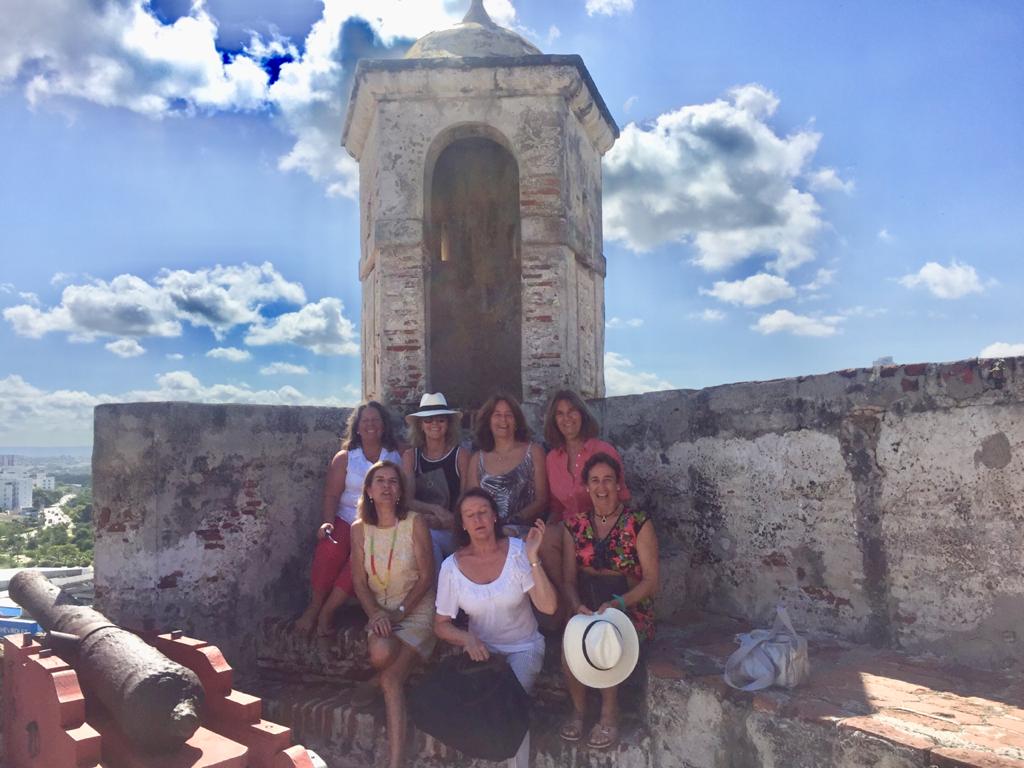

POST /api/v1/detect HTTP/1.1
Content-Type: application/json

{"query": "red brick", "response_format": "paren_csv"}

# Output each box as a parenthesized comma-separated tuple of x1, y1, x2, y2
(837, 716, 935, 758)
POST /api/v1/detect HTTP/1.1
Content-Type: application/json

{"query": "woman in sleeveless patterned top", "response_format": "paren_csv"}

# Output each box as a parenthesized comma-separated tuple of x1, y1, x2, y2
(464, 393, 547, 535)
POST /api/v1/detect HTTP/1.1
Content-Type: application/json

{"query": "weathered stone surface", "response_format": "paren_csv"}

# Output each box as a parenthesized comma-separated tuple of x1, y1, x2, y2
(344, 56, 615, 409)
(93, 402, 350, 668)
(593, 357, 1024, 670)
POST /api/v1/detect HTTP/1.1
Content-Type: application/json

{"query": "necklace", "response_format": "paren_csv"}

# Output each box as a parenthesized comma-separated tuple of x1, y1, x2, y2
(595, 503, 623, 526)
(370, 523, 399, 593)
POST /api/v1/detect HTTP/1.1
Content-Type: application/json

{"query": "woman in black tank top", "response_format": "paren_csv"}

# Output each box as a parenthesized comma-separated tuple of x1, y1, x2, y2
(401, 393, 469, 568)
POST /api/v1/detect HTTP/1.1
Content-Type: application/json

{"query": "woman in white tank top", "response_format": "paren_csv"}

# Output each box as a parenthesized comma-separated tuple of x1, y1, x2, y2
(295, 401, 402, 636)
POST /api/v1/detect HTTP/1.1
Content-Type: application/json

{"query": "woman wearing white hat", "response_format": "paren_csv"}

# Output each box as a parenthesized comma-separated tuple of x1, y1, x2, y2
(401, 392, 469, 570)
(559, 452, 659, 750)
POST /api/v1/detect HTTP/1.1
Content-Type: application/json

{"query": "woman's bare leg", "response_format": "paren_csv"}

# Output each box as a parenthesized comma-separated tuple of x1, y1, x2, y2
(315, 586, 349, 636)
(294, 590, 326, 635)
(379, 643, 420, 768)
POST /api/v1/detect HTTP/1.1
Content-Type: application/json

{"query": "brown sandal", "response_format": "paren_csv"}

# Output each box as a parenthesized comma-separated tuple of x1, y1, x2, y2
(586, 722, 619, 750)
(559, 712, 585, 742)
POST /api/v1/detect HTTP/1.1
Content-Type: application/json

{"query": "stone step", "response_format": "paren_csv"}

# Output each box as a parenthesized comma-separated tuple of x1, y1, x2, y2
(646, 610, 1024, 768)
(246, 677, 653, 768)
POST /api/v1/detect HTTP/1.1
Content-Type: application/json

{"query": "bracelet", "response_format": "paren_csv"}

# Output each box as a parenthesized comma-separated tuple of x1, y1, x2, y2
(529, 560, 541, 568)
(613, 594, 627, 611)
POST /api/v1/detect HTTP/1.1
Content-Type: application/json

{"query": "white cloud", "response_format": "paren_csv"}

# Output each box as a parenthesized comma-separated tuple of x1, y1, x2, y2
(701, 273, 795, 307)
(752, 310, 841, 337)
(606, 316, 644, 329)
(50, 272, 74, 286)
(586, 0, 636, 16)
(245, 297, 359, 356)
(166, 353, 185, 360)
(18, 292, 40, 306)
(898, 260, 984, 300)
(980, 342, 1024, 359)
(0, 0, 270, 117)
(878, 228, 893, 242)
(105, 338, 146, 358)
(0, 371, 354, 445)
(3, 262, 321, 345)
(623, 95, 639, 114)
(0, 1, 522, 197)
(206, 346, 251, 362)
(691, 309, 726, 323)
(808, 167, 854, 194)
(0, 283, 14, 295)
(604, 352, 673, 396)
(546, 25, 561, 45)
(802, 267, 836, 292)
(603, 84, 825, 274)
(260, 362, 310, 375)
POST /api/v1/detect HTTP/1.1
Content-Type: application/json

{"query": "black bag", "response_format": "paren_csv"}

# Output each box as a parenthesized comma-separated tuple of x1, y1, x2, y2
(407, 654, 530, 760)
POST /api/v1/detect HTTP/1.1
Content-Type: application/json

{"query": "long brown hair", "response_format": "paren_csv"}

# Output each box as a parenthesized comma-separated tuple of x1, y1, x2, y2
(543, 389, 599, 449)
(357, 460, 408, 526)
(452, 487, 506, 548)
(474, 393, 531, 452)
(342, 401, 399, 452)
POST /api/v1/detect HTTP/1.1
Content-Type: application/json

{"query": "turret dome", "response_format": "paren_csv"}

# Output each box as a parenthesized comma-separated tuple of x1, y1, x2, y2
(404, 0, 541, 60)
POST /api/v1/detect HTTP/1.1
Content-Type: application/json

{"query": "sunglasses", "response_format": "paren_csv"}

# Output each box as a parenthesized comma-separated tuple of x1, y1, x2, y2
(421, 415, 447, 424)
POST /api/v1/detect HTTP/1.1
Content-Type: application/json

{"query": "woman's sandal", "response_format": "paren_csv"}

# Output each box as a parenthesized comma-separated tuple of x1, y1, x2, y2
(558, 712, 585, 743)
(586, 722, 619, 750)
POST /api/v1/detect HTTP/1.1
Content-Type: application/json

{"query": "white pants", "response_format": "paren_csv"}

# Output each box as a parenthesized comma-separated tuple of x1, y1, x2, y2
(498, 638, 546, 768)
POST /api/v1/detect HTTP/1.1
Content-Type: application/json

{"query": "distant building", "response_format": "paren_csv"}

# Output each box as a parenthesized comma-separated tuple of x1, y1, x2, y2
(0, 474, 34, 511)
(0, 455, 16, 466)
(33, 474, 56, 491)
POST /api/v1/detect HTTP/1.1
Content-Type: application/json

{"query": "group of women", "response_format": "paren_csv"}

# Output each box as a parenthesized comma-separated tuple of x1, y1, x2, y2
(294, 391, 660, 768)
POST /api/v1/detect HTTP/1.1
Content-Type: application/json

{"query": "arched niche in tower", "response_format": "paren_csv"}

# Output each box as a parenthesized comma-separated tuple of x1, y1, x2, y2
(424, 125, 522, 408)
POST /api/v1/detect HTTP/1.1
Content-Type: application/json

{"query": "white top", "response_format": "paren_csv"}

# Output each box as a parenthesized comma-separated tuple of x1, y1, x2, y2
(336, 446, 402, 525)
(436, 537, 541, 654)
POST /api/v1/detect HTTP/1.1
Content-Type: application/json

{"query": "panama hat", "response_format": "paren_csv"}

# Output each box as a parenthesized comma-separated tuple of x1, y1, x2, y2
(405, 392, 460, 425)
(563, 608, 640, 689)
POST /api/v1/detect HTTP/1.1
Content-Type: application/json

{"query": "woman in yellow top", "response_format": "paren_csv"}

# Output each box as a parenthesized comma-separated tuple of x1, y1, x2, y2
(350, 460, 435, 768)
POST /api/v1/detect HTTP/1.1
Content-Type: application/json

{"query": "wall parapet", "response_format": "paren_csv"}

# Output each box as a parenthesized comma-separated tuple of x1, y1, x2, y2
(93, 357, 1024, 671)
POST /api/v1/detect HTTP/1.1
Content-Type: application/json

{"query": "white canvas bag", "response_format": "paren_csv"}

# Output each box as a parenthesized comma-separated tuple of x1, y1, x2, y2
(723, 605, 809, 691)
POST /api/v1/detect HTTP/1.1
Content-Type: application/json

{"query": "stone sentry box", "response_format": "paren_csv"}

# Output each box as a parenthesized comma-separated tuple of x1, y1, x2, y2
(342, 1, 619, 410)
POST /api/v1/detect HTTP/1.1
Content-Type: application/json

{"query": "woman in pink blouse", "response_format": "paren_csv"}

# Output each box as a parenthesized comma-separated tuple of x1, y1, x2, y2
(538, 390, 630, 617)
(543, 390, 630, 525)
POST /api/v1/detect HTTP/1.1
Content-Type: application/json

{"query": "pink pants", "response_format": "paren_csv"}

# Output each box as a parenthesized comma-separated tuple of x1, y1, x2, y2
(309, 518, 354, 595)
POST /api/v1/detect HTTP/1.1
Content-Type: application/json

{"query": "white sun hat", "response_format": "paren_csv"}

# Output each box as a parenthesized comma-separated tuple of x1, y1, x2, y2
(405, 392, 460, 425)
(563, 608, 640, 689)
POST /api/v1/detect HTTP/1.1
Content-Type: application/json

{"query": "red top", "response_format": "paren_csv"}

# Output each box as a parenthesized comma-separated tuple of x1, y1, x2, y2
(545, 438, 631, 523)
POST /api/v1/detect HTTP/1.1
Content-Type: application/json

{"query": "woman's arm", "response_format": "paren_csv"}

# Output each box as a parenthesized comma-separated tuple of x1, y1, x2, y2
(350, 521, 391, 637)
(398, 515, 435, 616)
(434, 614, 490, 661)
(600, 519, 659, 614)
(516, 442, 549, 523)
(319, 451, 348, 536)
(456, 446, 471, 494)
(523, 520, 557, 615)
(560, 524, 588, 615)
(464, 450, 481, 489)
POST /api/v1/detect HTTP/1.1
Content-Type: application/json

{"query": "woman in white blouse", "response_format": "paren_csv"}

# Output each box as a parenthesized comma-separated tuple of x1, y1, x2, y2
(434, 487, 557, 768)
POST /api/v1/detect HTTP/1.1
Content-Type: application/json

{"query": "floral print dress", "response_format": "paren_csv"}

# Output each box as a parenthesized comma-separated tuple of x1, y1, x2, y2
(566, 507, 656, 640)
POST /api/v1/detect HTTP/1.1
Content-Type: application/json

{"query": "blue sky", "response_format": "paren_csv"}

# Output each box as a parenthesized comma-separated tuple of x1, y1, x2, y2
(1, 0, 1022, 446)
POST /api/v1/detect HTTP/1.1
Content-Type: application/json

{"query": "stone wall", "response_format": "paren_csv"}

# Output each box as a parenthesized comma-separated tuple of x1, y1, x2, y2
(592, 356, 1024, 671)
(92, 402, 350, 667)
(93, 357, 1024, 671)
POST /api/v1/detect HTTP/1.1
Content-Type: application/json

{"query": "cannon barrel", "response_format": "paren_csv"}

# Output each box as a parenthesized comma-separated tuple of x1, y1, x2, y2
(10, 570, 203, 751)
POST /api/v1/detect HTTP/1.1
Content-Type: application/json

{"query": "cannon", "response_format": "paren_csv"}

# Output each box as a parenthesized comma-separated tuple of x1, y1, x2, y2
(9, 570, 204, 751)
